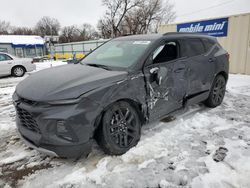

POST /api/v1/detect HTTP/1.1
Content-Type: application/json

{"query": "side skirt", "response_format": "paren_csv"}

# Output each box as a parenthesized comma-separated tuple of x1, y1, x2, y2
(184, 90, 210, 107)
(147, 90, 210, 124)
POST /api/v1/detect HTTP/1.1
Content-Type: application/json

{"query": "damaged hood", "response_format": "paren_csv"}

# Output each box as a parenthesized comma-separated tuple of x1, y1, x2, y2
(16, 64, 127, 101)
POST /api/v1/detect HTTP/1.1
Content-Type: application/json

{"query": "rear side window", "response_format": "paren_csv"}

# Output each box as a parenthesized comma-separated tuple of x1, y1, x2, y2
(202, 38, 215, 52)
(0, 54, 12, 61)
(185, 38, 206, 57)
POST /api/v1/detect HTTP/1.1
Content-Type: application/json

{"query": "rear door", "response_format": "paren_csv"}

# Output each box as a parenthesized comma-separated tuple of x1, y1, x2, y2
(182, 38, 215, 96)
(143, 40, 189, 121)
(0, 54, 13, 76)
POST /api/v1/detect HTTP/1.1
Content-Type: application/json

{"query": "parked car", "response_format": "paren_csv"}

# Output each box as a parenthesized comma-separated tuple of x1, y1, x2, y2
(0, 52, 36, 77)
(13, 33, 229, 158)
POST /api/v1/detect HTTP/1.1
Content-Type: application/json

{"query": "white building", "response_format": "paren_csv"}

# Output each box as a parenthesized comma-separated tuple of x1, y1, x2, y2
(159, 12, 250, 75)
(0, 35, 45, 58)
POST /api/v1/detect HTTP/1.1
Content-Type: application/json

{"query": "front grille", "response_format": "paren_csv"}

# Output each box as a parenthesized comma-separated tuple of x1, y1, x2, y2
(16, 107, 40, 133)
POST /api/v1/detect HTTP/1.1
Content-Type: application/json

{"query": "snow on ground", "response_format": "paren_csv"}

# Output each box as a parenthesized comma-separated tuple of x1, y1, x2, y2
(32, 60, 67, 72)
(0, 63, 250, 188)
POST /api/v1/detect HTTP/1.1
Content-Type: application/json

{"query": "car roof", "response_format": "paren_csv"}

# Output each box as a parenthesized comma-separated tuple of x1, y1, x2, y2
(114, 34, 163, 41)
(114, 32, 216, 41)
(0, 52, 15, 58)
(0, 52, 9, 55)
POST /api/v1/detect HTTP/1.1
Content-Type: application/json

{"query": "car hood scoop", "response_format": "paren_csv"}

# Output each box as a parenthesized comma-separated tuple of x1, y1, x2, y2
(16, 64, 127, 102)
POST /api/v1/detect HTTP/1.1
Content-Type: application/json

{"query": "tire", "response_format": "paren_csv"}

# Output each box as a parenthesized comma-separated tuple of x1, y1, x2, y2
(12, 66, 25, 77)
(96, 101, 141, 155)
(204, 75, 226, 108)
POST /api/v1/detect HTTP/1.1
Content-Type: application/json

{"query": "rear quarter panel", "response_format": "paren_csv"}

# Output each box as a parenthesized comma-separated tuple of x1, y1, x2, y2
(13, 58, 36, 72)
(213, 45, 229, 79)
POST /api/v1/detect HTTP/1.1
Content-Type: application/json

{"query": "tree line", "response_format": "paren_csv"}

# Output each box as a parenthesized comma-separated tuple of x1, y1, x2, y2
(0, 18, 98, 43)
(0, 0, 175, 43)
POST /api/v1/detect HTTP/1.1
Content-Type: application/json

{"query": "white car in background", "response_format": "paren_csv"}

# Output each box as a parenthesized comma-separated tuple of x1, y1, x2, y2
(0, 52, 36, 77)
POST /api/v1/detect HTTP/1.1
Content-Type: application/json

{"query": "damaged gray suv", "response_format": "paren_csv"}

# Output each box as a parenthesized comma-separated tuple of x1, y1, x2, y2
(13, 33, 229, 158)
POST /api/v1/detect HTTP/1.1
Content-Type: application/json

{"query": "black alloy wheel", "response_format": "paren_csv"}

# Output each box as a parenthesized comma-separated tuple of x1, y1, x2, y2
(205, 75, 226, 108)
(96, 101, 141, 155)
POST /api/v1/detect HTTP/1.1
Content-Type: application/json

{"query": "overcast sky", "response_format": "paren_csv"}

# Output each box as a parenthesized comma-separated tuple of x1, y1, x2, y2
(0, 0, 250, 28)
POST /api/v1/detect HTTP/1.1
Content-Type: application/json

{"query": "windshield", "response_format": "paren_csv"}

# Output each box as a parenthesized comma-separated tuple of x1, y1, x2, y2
(80, 40, 151, 69)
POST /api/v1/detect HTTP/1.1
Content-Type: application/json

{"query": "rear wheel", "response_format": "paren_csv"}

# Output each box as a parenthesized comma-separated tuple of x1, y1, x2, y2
(204, 75, 226, 108)
(96, 101, 141, 155)
(12, 66, 25, 77)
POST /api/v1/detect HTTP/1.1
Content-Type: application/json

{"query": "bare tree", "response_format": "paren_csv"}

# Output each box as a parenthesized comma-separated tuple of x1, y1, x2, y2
(59, 24, 98, 43)
(76, 23, 98, 41)
(125, 0, 175, 34)
(98, 0, 175, 37)
(59, 25, 78, 43)
(11, 27, 34, 35)
(34, 16, 61, 37)
(97, 18, 113, 39)
(0, 20, 11, 34)
(101, 0, 142, 37)
(152, 0, 176, 33)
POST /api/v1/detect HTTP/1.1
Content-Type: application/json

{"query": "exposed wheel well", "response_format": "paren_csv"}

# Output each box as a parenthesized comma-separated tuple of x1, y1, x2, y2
(93, 99, 146, 139)
(216, 71, 228, 82)
(11, 65, 27, 74)
(118, 99, 145, 124)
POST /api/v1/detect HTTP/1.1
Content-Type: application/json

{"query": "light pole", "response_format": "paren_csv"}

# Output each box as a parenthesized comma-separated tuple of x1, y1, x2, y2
(50, 26, 52, 60)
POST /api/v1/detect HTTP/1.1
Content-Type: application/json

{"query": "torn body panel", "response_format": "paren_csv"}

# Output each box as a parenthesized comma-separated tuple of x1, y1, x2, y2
(143, 59, 188, 121)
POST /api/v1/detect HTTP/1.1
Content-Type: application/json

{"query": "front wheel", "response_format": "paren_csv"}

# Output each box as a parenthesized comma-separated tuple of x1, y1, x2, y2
(96, 101, 141, 155)
(204, 75, 226, 108)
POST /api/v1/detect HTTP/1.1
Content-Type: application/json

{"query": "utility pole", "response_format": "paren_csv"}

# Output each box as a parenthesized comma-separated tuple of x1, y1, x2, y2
(50, 25, 53, 60)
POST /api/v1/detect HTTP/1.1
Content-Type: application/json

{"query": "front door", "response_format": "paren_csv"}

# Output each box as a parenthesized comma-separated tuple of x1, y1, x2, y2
(143, 41, 188, 121)
(0, 54, 12, 76)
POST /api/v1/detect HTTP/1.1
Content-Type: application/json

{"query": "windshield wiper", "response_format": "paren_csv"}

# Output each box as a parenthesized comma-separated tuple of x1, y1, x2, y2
(86, 63, 111, 70)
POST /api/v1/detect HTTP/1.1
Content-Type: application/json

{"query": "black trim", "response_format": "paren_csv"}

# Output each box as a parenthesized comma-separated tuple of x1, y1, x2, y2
(184, 90, 210, 106)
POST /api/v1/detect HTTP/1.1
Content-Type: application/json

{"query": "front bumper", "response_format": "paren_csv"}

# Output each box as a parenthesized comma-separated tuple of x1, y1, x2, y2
(19, 133, 58, 157)
(13, 95, 99, 158)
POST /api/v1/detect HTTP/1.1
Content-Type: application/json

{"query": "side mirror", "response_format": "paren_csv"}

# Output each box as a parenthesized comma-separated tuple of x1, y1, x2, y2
(150, 66, 168, 85)
(157, 67, 168, 85)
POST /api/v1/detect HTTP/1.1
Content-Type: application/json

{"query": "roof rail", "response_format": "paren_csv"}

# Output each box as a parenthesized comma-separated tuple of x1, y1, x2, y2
(163, 32, 208, 36)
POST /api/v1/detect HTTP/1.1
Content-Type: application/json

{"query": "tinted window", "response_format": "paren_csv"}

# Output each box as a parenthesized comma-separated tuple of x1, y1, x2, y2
(185, 38, 205, 57)
(202, 38, 215, 52)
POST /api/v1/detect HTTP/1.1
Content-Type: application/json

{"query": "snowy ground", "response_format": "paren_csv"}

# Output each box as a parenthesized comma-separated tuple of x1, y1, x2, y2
(0, 62, 250, 188)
